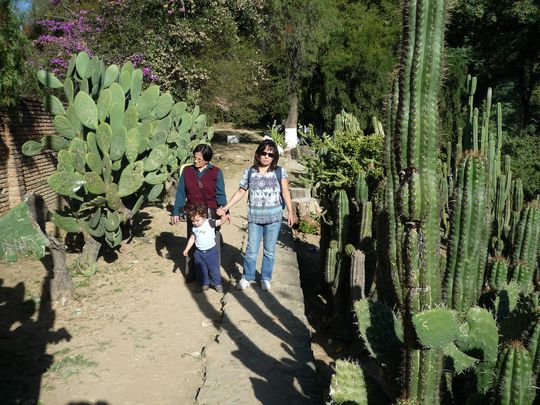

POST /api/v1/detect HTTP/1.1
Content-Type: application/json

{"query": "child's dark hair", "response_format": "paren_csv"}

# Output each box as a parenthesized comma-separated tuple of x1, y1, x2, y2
(186, 203, 207, 219)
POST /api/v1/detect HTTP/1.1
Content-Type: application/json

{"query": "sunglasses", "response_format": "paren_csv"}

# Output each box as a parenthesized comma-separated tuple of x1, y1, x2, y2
(260, 152, 275, 158)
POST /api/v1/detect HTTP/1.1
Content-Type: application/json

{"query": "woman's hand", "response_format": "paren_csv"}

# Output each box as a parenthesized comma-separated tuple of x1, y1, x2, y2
(287, 213, 294, 228)
(171, 215, 181, 224)
(216, 207, 227, 217)
(183, 248, 189, 256)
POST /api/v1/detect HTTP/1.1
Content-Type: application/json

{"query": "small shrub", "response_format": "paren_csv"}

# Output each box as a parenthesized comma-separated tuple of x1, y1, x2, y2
(298, 219, 319, 235)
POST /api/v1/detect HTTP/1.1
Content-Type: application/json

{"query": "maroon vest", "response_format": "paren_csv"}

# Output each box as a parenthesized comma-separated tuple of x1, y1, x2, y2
(184, 165, 220, 209)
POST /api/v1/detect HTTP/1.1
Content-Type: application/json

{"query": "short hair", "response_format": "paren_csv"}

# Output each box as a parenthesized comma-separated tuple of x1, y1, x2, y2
(186, 203, 207, 219)
(193, 144, 213, 162)
(253, 139, 279, 171)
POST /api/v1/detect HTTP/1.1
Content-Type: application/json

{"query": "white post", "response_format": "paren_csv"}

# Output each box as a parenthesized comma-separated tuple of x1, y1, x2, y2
(284, 127, 298, 150)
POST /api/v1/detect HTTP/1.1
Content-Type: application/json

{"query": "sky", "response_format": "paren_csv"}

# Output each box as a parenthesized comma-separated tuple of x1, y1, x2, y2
(15, 0, 32, 13)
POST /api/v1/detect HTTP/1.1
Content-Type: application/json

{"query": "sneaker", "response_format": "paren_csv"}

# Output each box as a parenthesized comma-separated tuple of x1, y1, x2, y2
(215, 285, 224, 293)
(196, 285, 209, 293)
(236, 277, 250, 290)
(261, 280, 271, 291)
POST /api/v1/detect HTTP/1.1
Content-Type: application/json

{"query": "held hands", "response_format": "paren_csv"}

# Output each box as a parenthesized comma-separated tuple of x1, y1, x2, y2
(216, 208, 231, 224)
(216, 207, 226, 217)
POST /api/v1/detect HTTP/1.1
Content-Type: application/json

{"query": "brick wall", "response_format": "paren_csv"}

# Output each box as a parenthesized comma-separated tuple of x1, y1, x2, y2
(0, 99, 60, 215)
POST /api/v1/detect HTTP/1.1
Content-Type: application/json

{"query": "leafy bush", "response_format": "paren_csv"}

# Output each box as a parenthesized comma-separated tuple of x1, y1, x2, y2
(297, 219, 319, 235)
(503, 135, 540, 198)
(300, 111, 384, 203)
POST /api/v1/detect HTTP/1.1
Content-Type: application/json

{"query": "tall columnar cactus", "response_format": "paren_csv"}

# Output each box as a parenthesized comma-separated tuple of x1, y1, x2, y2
(510, 203, 540, 292)
(23, 52, 212, 268)
(390, 1, 448, 402)
(494, 341, 534, 405)
(445, 153, 489, 311)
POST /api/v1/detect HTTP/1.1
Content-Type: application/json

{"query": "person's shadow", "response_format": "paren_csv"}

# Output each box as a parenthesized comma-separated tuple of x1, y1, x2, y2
(0, 254, 71, 404)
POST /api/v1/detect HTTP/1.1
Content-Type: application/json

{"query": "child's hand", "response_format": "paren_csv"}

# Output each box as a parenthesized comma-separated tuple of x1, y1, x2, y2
(183, 249, 189, 256)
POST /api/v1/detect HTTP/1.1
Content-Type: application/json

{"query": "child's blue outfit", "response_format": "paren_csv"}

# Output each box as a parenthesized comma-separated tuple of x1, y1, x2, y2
(191, 218, 222, 287)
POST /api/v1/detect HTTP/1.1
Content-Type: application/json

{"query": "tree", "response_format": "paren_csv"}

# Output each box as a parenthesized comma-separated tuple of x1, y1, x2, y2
(264, 0, 335, 148)
(447, 0, 540, 133)
(0, 0, 27, 106)
(303, 0, 401, 131)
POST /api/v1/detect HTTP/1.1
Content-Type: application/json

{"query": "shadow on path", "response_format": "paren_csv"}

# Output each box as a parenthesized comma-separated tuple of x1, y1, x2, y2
(191, 223, 321, 404)
(0, 254, 71, 404)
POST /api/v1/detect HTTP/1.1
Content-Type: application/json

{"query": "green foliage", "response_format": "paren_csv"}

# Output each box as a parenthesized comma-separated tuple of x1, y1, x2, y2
(300, 112, 384, 203)
(297, 219, 318, 235)
(303, 0, 401, 130)
(0, 0, 28, 106)
(502, 135, 540, 198)
(22, 51, 212, 259)
(95, 0, 284, 125)
(447, 0, 540, 134)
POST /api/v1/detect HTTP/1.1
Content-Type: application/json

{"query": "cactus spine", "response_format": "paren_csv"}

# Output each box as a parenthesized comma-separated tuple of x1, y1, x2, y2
(390, 1, 448, 402)
(494, 342, 534, 405)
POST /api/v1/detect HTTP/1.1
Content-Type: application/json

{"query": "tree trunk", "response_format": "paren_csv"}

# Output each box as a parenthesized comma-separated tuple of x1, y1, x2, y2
(48, 236, 73, 305)
(81, 231, 101, 268)
(284, 90, 298, 149)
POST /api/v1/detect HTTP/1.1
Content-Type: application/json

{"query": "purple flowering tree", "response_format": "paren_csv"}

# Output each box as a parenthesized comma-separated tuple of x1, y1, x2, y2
(30, 1, 99, 75)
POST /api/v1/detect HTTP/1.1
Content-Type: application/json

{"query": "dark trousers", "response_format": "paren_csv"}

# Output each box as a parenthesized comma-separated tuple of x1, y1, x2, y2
(193, 246, 222, 286)
(186, 212, 221, 281)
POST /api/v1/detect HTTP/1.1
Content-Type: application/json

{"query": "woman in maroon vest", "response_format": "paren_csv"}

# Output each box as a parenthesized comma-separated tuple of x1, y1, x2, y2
(171, 144, 229, 282)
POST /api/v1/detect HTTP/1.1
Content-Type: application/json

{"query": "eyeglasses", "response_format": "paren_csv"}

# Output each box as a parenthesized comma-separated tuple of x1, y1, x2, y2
(193, 156, 206, 163)
(260, 152, 275, 158)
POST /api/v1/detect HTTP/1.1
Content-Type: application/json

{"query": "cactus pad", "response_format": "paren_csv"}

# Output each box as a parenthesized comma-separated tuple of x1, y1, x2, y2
(329, 360, 368, 405)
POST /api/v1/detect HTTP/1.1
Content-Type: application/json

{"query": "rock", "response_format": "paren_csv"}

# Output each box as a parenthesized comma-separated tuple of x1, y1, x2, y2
(292, 197, 321, 222)
(289, 187, 311, 200)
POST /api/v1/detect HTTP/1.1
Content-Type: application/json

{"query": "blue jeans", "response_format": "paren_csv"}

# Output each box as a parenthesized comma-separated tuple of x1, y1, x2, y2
(194, 246, 221, 287)
(243, 221, 282, 281)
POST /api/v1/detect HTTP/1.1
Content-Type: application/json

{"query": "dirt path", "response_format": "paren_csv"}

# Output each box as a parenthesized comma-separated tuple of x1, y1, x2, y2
(0, 129, 262, 405)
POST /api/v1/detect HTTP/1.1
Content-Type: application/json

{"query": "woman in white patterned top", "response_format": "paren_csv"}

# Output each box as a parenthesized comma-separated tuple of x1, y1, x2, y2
(217, 140, 293, 291)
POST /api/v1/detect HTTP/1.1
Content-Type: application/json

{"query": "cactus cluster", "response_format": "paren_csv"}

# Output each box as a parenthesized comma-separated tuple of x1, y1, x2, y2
(23, 52, 212, 265)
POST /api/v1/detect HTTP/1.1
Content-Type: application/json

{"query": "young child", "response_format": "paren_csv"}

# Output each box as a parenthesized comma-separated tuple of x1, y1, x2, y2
(183, 203, 226, 293)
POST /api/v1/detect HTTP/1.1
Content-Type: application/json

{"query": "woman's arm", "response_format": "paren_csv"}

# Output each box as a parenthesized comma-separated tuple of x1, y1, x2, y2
(171, 169, 187, 224)
(216, 188, 247, 216)
(281, 178, 294, 227)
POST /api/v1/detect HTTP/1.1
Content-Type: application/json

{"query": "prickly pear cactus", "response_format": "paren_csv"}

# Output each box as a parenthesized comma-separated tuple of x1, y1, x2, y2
(0, 203, 50, 262)
(24, 52, 212, 255)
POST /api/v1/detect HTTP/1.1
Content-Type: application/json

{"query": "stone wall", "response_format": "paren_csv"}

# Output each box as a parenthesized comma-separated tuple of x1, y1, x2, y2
(0, 99, 59, 215)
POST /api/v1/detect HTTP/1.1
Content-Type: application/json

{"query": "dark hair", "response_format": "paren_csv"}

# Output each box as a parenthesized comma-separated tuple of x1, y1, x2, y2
(193, 144, 213, 162)
(186, 203, 207, 219)
(253, 139, 279, 171)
